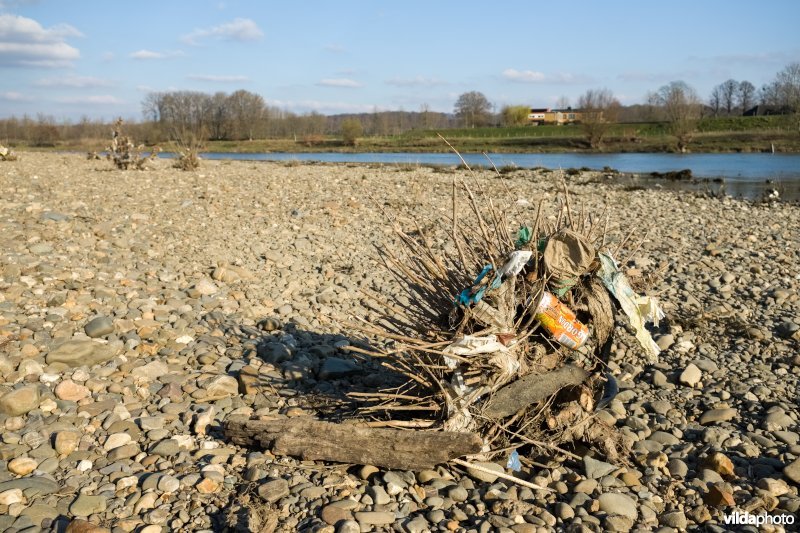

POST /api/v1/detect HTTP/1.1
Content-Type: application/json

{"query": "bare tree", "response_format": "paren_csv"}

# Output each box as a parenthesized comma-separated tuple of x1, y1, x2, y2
(555, 95, 571, 110)
(737, 81, 756, 114)
(760, 63, 800, 111)
(208, 92, 231, 140)
(708, 86, 723, 117)
(774, 62, 800, 112)
(720, 79, 739, 115)
(576, 88, 621, 149)
(454, 91, 492, 127)
(652, 81, 702, 152)
(228, 90, 265, 140)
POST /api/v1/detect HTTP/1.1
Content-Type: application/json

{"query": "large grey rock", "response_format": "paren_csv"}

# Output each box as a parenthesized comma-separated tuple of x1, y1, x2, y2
(46, 340, 115, 368)
(598, 492, 638, 520)
(84, 316, 114, 338)
(202, 375, 239, 399)
(660, 511, 687, 529)
(354, 511, 395, 525)
(257, 342, 292, 363)
(69, 494, 107, 516)
(0, 477, 60, 497)
(131, 360, 170, 381)
(679, 363, 702, 387)
(0, 385, 40, 416)
(785, 457, 800, 485)
(258, 478, 289, 503)
(584, 455, 617, 479)
(699, 408, 738, 425)
(318, 357, 360, 380)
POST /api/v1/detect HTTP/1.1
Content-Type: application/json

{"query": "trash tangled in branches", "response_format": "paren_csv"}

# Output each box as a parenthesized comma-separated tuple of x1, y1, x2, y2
(106, 118, 159, 170)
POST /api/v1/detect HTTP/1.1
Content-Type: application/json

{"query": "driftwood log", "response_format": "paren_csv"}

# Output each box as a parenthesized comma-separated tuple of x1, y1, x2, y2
(482, 365, 590, 419)
(224, 416, 483, 470)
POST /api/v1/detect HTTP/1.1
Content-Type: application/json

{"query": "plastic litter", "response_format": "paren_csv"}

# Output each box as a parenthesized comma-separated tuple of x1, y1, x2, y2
(534, 291, 590, 349)
(457, 264, 497, 306)
(506, 449, 522, 471)
(543, 229, 596, 297)
(443, 334, 508, 369)
(497, 250, 532, 279)
(515, 225, 532, 248)
(597, 252, 664, 361)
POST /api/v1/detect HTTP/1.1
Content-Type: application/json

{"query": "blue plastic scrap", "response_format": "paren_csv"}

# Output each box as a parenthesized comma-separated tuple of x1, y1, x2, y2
(506, 449, 521, 471)
(457, 264, 502, 306)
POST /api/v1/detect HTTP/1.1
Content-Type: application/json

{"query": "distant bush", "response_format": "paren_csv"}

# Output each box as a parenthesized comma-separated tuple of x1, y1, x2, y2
(341, 119, 363, 147)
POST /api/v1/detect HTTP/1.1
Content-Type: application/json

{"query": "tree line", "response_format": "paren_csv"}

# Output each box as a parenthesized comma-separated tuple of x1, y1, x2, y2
(450, 62, 798, 151)
(0, 63, 797, 149)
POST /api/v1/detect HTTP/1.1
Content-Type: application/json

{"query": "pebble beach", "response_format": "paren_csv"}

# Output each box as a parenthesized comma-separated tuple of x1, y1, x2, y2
(1, 152, 799, 532)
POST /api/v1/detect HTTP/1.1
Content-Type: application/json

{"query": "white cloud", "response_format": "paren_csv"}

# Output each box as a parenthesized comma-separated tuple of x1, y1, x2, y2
(182, 18, 263, 45)
(317, 78, 362, 88)
(130, 49, 164, 60)
(503, 68, 589, 84)
(1, 90, 33, 101)
(502, 68, 547, 83)
(324, 43, 345, 53)
(35, 75, 113, 88)
(129, 49, 183, 60)
(386, 76, 447, 87)
(56, 95, 124, 105)
(188, 74, 250, 83)
(0, 14, 81, 67)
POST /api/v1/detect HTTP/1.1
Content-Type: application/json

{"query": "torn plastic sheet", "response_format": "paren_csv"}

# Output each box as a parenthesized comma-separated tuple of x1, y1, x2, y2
(471, 300, 508, 329)
(497, 250, 533, 279)
(488, 351, 521, 384)
(515, 226, 532, 248)
(597, 252, 664, 361)
(443, 375, 488, 432)
(506, 449, 521, 471)
(443, 334, 508, 369)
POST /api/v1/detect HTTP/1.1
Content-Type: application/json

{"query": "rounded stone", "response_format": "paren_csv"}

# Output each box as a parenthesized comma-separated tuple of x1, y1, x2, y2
(0, 385, 40, 416)
(84, 316, 114, 338)
(55, 431, 80, 456)
(55, 379, 90, 402)
(598, 492, 638, 521)
(8, 457, 39, 476)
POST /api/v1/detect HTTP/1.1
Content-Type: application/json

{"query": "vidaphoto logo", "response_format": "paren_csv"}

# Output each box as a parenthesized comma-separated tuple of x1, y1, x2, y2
(723, 511, 795, 528)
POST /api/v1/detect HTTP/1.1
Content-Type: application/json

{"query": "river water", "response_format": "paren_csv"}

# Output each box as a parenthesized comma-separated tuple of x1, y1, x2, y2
(191, 151, 800, 201)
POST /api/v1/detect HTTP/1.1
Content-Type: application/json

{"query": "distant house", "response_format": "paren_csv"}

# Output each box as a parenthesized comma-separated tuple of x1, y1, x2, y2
(528, 107, 583, 125)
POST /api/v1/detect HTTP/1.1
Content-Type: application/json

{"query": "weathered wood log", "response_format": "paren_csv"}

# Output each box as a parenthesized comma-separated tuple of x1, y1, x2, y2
(224, 415, 483, 470)
(482, 365, 590, 419)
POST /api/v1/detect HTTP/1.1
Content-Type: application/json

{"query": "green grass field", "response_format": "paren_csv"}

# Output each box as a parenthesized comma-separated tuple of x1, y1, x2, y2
(13, 115, 799, 154)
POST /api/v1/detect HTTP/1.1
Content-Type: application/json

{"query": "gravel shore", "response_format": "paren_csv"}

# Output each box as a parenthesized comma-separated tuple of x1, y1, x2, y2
(1, 153, 798, 532)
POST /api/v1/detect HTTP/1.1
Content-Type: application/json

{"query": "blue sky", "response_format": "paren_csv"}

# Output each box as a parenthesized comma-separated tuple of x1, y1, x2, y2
(0, 0, 798, 120)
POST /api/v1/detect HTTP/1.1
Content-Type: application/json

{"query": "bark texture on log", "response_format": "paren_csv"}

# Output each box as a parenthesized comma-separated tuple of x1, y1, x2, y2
(482, 364, 590, 419)
(224, 416, 483, 470)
